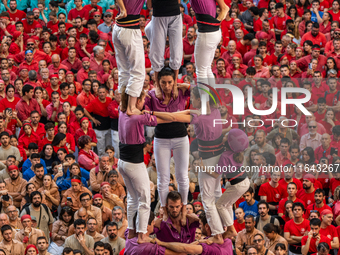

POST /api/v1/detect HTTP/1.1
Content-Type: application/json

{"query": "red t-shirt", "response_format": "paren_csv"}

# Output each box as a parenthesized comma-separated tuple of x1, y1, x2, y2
(304, 203, 332, 219)
(319, 225, 338, 241)
(68, 8, 90, 21)
(297, 189, 316, 206)
(330, 178, 340, 194)
(278, 178, 303, 193)
(85, 97, 112, 117)
(258, 182, 287, 203)
(22, 19, 39, 34)
(7, 10, 26, 22)
(273, 14, 292, 30)
(234, 220, 245, 233)
(284, 219, 311, 241)
(60, 95, 77, 107)
(0, 97, 20, 112)
(278, 197, 305, 214)
(301, 235, 331, 253)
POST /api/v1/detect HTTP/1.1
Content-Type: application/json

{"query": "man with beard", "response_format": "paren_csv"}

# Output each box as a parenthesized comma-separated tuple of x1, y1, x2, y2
(0, 155, 18, 183)
(93, 194, 111, 230)
(107, 206, 127, 239)
(0, 132, 20, 164)
(302, 218, 331, 255)
(297, 174, 317, 207)
(101, 222, 125, 254)
(0, 225, 24, 254)
(278, 183, 305, 217)
(64, 219, 95, 254)
(239, 187, 259, 218)
(4, 165, 26, 208)
(85, 218, 104, 242)
(245, 130, 275, 158)
(107, 170, 125, 201)
(20, 191, 53, 238)
(19, 50, 39, 73)
(305, 189, 332, 219)
(14, 214, 45, 248)
(37, 236, 51, 255)
(5, 205, 22, 230)
(155, 191, 199, 244)
(77, 60, 92, 87)
(32, 8, 45, 27)
(255, 201, 280, 234)
(7, 0, 26, 22)
(22, 157, 45, 182)
(74, 193, 102, 232)
(89, 155, 111, 193)
(1, 59, 17, 83)
(21, 11, 39, 35)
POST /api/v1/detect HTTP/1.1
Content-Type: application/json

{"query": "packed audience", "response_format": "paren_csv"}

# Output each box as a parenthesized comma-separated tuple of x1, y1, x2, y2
(0, 0, 338, 255)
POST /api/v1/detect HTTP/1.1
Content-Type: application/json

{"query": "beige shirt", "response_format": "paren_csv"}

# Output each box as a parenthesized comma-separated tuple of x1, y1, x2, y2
(257, 247, 275, 255)
(147, 166, 158, 185)
(0, 146, 21, 162)
(90, 167, 109, 193)
(61, 186, 92, 212)
(0, 239, 25, 255)
(74, 205, 102, 232)
(102, 193, 124, 211)
(102, 219, 128, 239)
(51, 220, 70, 246)
(110, 183, 126, 201)
(64, 234, 94, 254)
(21, 176, 58, 197)
(101, 236, 125, 255)
(86, 230, 105, 242)
(4, 177, 27, 207)
(9, 218, 23, 231)
(14, 227, 45, 248)
(38, 186, 61, 210)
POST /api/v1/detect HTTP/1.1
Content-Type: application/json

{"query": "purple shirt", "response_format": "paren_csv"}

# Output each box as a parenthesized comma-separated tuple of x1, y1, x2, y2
(124, 231, 166, 255)
(124, 0, 145, 15)
(154, 218, 199, 244)
(118, 111, 157, 144)
(144, 89, 190, 113)
(191, 108, 222, 141)
(201, 238, 234, 255)
(217, 150, 242, 175)
(190, 0, 217, 18)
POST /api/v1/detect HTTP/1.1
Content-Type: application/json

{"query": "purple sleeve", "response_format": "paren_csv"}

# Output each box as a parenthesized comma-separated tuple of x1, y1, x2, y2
(190, 114, 199, 125)
(216, 153, 232, 175)
(184, 87, 191, 99)
(144, 91, 152, 111)
(141, 113, 158, 127)
(145, 243, 166, 255)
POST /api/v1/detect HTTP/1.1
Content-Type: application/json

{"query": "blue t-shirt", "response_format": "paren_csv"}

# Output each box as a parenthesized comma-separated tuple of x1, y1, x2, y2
(239, 200, 259, 218)
(311, 11, 324, 23)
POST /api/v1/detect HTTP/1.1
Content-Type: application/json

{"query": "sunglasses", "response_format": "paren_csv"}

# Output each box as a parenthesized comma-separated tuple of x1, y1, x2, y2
(309, 126, 317, 128)
(94, 15, 101, 17)
(335, 33, 340, 35)
(27, 43, 34, 46)
(104, 15, 112, 18)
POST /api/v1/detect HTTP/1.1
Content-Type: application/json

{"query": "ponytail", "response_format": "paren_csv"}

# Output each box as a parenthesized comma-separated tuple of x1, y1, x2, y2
(233, 151, 244, 164)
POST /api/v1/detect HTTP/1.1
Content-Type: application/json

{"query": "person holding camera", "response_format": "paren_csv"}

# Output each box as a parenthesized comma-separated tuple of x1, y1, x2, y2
(89, 154, 111, 194)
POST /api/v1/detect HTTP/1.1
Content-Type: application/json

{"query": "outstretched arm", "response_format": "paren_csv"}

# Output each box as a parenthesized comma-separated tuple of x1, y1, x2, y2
(156, 239, 203, 254)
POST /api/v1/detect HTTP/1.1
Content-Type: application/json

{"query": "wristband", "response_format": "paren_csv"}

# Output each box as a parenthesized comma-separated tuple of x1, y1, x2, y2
(109, 89, 113, 91)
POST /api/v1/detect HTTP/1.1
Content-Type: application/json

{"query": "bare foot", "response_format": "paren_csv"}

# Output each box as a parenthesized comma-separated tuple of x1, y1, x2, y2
(207, 234, 224, 245)
(137, 233, 153, 244)
(181, 205, 187, 226)
(223, 226, 238, 239)
(128, 229, 135, 239)
(126, 96, 141, 116)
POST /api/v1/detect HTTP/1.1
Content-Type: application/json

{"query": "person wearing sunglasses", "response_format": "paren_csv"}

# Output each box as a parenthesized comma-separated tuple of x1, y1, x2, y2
(253, 233, 274, 255)
(300, 120, 322, 151)
(98, 11, 113, 33)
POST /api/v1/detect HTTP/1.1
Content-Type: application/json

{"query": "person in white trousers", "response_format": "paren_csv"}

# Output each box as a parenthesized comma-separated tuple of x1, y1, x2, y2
(113, 0, 145, 115)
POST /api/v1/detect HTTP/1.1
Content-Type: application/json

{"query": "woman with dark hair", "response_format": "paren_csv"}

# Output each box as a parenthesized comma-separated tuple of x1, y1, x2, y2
(288, 6, 298, 21)
(38, 174, 60, 212)
(144, 67, 191, 224)
(74, 117, 97, 147)
(42, 42, 53, 56)
(303, 39, 313, 56)
(58, 68, 67, 83)
(18, 122, 40, 155)
(20, 183, 36, 210)
(103, 243, 114, 255)
(40, 144, 58, 174)
(51, 133, 69, 154)
(272, 133, 284, 154)
(0, 84, 20, 112)
(48, 206, 74, 254)
(320, 12, 333, 34)
(91, 80, 101, 97)
(264, 223, 288, 253)
(77, 135, 99, 171)
(275, 243, 287, 255)
(302, 147, 316, 164)
(34, 86, 49, 122)
(105, 145, 118, 169)
(57, 121, 75, 154)
(297, 0, 310, 16)
(62, 102, 77, 126)
(329, 0, 340, 22)
(323, 57, 339, 77)
(320, 109, 340, 135)
(186, 203, 194, 214)
(282, 200, 294, 222)
(98, 59, 112, 83)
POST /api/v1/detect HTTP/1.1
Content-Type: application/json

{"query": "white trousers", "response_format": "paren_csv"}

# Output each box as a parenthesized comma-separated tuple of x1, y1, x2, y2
(145, 15, 183, 72)
(111, 130, 120, 159)
(199, 154, 224, 235)
(195, 30, 221, 92)
(216, 178, 250, 227)
(112, 24, 145, 97)
(48, 242, 64, 255)
(154, 137, 189, 207)
(94, 129, 111, 156)
(118, 159, 150, 234)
